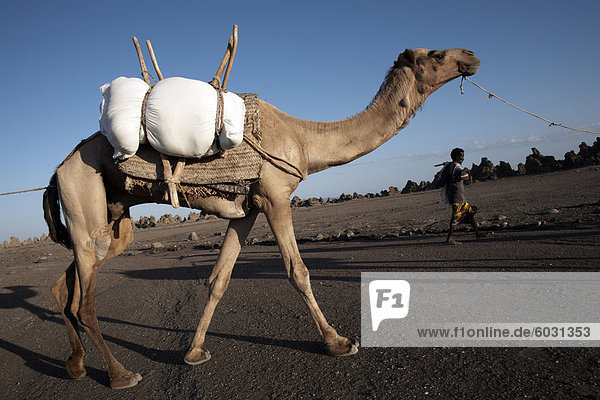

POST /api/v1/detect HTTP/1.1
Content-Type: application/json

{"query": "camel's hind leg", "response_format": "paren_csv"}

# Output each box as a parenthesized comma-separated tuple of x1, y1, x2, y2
(51, 261, 86, 379)
(51, 216, 134, 381)
(55, 161, 141, 389)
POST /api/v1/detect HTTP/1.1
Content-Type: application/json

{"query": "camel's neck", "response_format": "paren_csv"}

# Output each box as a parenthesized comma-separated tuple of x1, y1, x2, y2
(296, 68, 426, 175)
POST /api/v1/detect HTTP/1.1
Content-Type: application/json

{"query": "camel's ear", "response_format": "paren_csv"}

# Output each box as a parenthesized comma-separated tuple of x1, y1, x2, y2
(397, 49, 415, 66)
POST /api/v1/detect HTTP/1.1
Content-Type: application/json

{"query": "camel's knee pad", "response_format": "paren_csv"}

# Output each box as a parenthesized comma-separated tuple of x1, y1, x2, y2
(90, 226, 111, 260)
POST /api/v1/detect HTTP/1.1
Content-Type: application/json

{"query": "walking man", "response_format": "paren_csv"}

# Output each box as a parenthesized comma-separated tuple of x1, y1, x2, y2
(441, 148, 480, 244)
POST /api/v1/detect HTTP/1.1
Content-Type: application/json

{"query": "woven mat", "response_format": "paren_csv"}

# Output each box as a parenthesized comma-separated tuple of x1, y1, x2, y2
(118, 93, 263, 185)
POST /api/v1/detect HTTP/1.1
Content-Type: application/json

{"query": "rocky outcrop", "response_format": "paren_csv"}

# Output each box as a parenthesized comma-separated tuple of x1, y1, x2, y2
(401, 180, 419, 194)
(496, 161, 517, 179)
(563, 150, 585, 169)
(577, 141, 600, 166)
(470, 157, 497, 181)
(524, 148, 562, 173)
(158, 214, 183, 225)
(291, 196, 326, 207)
(0, 234, 50, 248)
(401, 181, 430, 194)
(187, 212, 202, 223)
(136, 215, 157, 229)
(295, 186, 402, 207)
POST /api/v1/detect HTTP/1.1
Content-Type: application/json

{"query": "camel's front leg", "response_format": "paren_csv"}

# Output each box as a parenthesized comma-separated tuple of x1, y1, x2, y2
(261, 194, 358, 356)
(184, 208, 260, 365)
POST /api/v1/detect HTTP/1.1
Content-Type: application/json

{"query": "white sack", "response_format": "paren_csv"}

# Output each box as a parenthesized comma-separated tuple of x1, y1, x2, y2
(204, 91, 247, 156)
(220, 91, 246, 149)
(145, 77, 216, 158)
(99, 77, 149, 160)
(145, 77, 246, 158)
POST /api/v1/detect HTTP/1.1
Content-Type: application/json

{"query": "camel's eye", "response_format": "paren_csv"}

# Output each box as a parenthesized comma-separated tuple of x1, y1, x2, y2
(428, 51, 445, 62)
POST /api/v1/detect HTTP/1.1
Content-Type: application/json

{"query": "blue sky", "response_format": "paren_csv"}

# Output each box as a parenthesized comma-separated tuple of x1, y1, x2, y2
(1, 0, 599, 242)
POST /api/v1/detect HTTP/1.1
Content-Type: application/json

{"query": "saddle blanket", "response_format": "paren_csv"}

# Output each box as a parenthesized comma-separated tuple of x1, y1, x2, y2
(117, 93, 263, 186)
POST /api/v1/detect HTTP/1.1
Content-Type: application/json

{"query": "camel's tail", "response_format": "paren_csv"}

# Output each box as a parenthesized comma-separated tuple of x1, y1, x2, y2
(42, 173, 73, 249)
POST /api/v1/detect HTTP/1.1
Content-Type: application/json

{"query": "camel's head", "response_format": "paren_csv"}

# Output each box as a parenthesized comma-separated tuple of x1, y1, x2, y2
(395, 48, 480, 94)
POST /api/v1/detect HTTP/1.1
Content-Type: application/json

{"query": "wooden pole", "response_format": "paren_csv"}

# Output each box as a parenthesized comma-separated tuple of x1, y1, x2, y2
(222, 25, 238, 91)
(134, 37, 181, 207)
(211, 35, 233, 88)
(132, 37, 151, 86)
(160, 156, 180, 208)
(146, 40, 164, 81)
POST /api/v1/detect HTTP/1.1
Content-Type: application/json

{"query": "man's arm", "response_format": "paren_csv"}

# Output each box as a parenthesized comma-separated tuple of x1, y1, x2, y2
(452, 165, 470, 182)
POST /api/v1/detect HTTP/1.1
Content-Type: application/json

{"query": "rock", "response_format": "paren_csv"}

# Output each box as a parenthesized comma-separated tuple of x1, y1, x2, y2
(187, 212, 201, 223)
(401, 180, 419, 194)
(496, 161, 516, 178)
(563, 150, 585, 169)
(547, 208, 560, 214)
(578, 142, 593, 165)
(188, 232, 199, 241)
(315, 233, 325, 241)
(152, 242, 164, 249)
(517, 163, 527, 175)
(291, 196, 325, 208)
(157, 214, 182, 225)
(136, 216, 157, 229)
(470, 157, 496, 181)
(343, 229, 356, 239)
(525, 148, 561, 173)
(9, 237, 21, 247)
(338, 193, 353, 202)
(290, 196, 302, 207)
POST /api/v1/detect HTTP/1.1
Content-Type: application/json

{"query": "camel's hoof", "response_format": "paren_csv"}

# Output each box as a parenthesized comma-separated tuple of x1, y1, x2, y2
(110, 371, 142, 390)
(65, 356, 86, 380)
(184, 347, 211, 365)
(325, 338, 360, 357)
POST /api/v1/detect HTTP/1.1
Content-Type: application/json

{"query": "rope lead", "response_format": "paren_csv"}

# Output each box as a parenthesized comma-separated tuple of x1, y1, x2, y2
(461, 76, 600, 135)
(0, 186, 48, 196)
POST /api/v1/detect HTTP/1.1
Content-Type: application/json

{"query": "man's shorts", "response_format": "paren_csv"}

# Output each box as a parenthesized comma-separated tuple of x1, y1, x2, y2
(450, 202, 477, 227)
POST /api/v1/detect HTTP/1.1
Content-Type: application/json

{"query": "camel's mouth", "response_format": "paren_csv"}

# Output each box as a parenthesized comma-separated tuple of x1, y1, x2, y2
(459, 59, 480, 77)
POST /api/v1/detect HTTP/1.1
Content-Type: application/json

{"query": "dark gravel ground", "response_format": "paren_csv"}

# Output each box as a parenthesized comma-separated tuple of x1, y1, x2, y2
(1, 167, 599, 399)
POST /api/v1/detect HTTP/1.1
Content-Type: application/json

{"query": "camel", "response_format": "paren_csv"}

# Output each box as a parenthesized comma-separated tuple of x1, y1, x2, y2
(42, 47, 479, 389)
